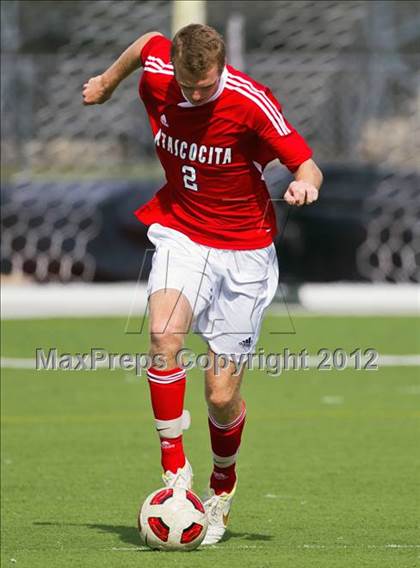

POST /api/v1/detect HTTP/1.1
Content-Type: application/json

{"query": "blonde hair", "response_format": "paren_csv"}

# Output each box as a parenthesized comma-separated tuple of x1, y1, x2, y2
(171, 24, 226, 76)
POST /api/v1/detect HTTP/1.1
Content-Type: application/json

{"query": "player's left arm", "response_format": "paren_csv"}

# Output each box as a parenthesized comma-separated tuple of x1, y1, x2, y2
(283, 158, 323, 206)
(82, 31, 163, 105)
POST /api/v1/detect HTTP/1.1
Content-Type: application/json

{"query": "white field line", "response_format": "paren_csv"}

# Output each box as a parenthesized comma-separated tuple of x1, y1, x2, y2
(1, 354, 420, 370)
(1, 358, 36, 369)
(2, 283, 419, 319)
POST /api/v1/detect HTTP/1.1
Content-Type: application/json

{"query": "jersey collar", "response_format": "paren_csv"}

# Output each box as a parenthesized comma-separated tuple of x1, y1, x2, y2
(177, 66, 228, 108)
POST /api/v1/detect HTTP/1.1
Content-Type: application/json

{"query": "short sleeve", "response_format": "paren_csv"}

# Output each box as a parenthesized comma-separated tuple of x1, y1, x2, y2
(140, 34, 172, 66)
(250, 88, 313, 172)
(139, 34, 175, 108)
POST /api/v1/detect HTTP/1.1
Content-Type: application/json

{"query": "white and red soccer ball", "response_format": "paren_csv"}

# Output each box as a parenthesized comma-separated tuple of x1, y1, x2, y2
(138, 487, 208, 551)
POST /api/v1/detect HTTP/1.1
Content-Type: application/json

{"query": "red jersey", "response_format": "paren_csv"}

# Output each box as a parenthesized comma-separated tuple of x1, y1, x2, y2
(135, 35, 312, 250)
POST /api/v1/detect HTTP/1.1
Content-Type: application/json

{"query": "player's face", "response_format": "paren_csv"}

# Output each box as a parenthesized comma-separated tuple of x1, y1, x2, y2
(174, 64, 221, 106)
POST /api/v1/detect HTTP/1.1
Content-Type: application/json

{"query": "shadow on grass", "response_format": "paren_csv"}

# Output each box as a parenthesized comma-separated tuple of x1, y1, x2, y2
(223, 529, 274, 542)
(34, 522, 273, 548)
(34, 521, 143, 548)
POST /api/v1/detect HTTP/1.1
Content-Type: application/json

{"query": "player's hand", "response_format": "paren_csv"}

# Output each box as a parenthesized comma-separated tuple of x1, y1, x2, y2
(283, 180, 319, 206)
(82, 75, 113, 105)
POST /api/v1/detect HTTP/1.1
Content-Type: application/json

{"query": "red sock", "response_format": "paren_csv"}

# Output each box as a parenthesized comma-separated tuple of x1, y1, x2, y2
(147, 367, 186, 474)
(208, 402, 246, 495)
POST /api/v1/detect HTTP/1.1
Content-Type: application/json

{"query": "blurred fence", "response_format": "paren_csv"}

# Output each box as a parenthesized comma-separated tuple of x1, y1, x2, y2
(1, 0, 419, 283)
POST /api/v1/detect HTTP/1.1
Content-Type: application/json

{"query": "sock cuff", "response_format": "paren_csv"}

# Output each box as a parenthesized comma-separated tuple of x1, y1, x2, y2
(147, 366, 186, 384)
(208, 401, 246, 430)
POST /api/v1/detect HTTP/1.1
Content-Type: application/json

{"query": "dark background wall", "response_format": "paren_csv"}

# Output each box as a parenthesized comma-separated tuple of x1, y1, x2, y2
(1, 1, 419, 283)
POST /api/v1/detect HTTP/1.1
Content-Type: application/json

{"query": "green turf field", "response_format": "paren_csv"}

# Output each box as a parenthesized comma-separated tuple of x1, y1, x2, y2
(1, 315, 419, 567)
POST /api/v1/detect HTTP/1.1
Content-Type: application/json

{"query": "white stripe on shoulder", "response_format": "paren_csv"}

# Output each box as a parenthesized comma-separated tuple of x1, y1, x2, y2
(225, 81, 289, 136)
(146, 55, 174, 69)
(144, 66, 174, 76)
(227, 72, 290, 135)
(145, 59, 167, 71)
(227, 72, 290, 133)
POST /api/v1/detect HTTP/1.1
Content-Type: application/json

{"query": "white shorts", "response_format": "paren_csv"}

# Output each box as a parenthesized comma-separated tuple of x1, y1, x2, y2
(146, 223, 279, 356)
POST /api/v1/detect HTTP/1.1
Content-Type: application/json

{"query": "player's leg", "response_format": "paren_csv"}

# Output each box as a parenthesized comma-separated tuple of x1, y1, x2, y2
(145, 223, 214, 488)
(205, 350, 246, 494)
(199, 243, 279, 544)
(149, 287, 192, 368)
(147, 288, 192, 486)
(202, 352, 246, 544)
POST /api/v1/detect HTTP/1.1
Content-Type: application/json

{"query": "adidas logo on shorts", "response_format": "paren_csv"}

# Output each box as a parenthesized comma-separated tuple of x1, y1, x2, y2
(239, 336, 252, 348)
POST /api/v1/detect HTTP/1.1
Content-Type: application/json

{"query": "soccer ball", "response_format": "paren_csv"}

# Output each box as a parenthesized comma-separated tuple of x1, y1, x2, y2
(138, 487, 208, 551)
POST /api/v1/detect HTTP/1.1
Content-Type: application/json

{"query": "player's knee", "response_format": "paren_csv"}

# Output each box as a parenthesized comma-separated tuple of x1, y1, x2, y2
(206, 389, 235, 412)
(150, 325, 184, 357)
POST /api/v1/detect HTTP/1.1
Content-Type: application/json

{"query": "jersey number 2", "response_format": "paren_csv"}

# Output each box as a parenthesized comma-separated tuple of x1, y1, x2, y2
(182, 165, 198, 191)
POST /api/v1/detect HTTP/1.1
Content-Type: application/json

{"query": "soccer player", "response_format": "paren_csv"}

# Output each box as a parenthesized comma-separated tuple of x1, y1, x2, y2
(83, 24, 322, 544)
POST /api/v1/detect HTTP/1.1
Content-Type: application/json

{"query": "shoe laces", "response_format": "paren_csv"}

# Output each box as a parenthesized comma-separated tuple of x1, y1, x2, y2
(163, 462, 190, 487)
(205, 493, 227, 523)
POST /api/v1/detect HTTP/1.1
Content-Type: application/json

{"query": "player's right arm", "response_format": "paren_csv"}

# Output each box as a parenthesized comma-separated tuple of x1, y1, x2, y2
(82, 31, 163, 105)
